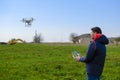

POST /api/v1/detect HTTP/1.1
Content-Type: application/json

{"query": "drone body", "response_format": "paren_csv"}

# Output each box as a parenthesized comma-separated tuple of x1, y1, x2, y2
(21, 17, 34, 27)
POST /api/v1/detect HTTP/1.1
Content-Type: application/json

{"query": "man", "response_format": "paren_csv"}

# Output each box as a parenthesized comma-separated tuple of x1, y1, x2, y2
(75, 27, 109, 80)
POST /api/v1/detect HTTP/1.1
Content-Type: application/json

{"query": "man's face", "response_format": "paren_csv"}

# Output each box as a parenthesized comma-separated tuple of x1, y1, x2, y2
(90, 31, 96, 39)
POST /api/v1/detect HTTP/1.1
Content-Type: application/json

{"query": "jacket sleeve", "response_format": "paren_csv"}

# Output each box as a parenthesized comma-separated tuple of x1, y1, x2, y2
(80, 42, 95, 63)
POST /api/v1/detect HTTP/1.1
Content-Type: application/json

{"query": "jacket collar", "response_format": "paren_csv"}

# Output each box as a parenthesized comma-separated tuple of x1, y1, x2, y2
(94, 34, 102, 41)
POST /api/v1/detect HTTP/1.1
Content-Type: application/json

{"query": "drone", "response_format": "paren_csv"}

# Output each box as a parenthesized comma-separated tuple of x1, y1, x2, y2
(21, 17, 34, 27)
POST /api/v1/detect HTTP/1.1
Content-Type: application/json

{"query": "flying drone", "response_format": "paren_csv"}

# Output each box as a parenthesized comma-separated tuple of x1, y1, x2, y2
(21, 17, 34, 27)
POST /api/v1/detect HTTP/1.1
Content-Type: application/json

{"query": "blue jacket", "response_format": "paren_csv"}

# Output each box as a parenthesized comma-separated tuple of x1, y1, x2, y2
(80, 35, 109, 76)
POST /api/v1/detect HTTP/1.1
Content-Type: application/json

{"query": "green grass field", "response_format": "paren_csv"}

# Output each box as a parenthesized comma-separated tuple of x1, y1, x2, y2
(0, 43, 120, 80)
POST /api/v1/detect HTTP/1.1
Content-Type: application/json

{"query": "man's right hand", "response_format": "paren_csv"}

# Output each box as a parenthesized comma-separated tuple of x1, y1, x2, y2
(75, 55, 81, 62)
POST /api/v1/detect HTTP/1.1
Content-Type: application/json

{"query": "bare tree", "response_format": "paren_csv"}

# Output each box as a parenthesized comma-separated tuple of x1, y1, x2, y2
(33, 31, 43, 43)
(69, 33, 78, 43)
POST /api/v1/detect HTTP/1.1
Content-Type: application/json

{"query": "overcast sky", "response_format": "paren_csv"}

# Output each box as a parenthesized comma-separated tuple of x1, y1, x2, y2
(0, 0, 120, 42)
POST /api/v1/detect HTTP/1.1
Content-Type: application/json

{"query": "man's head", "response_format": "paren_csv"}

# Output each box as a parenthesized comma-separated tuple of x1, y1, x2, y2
(91, 27, 102, 39)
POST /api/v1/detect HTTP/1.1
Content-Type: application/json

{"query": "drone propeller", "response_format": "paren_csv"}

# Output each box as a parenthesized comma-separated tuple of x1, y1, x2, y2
(21, 18, 25, 22)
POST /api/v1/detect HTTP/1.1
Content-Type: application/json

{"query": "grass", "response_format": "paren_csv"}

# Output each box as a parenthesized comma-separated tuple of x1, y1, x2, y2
(0, 43, 120, 80)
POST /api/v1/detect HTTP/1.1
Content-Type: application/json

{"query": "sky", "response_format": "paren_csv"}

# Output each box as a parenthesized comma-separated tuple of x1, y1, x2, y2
(0, 0, 120, 42)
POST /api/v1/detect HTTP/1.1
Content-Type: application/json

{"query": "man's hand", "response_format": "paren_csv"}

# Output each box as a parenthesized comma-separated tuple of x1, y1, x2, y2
(75, 55, 81, 61)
